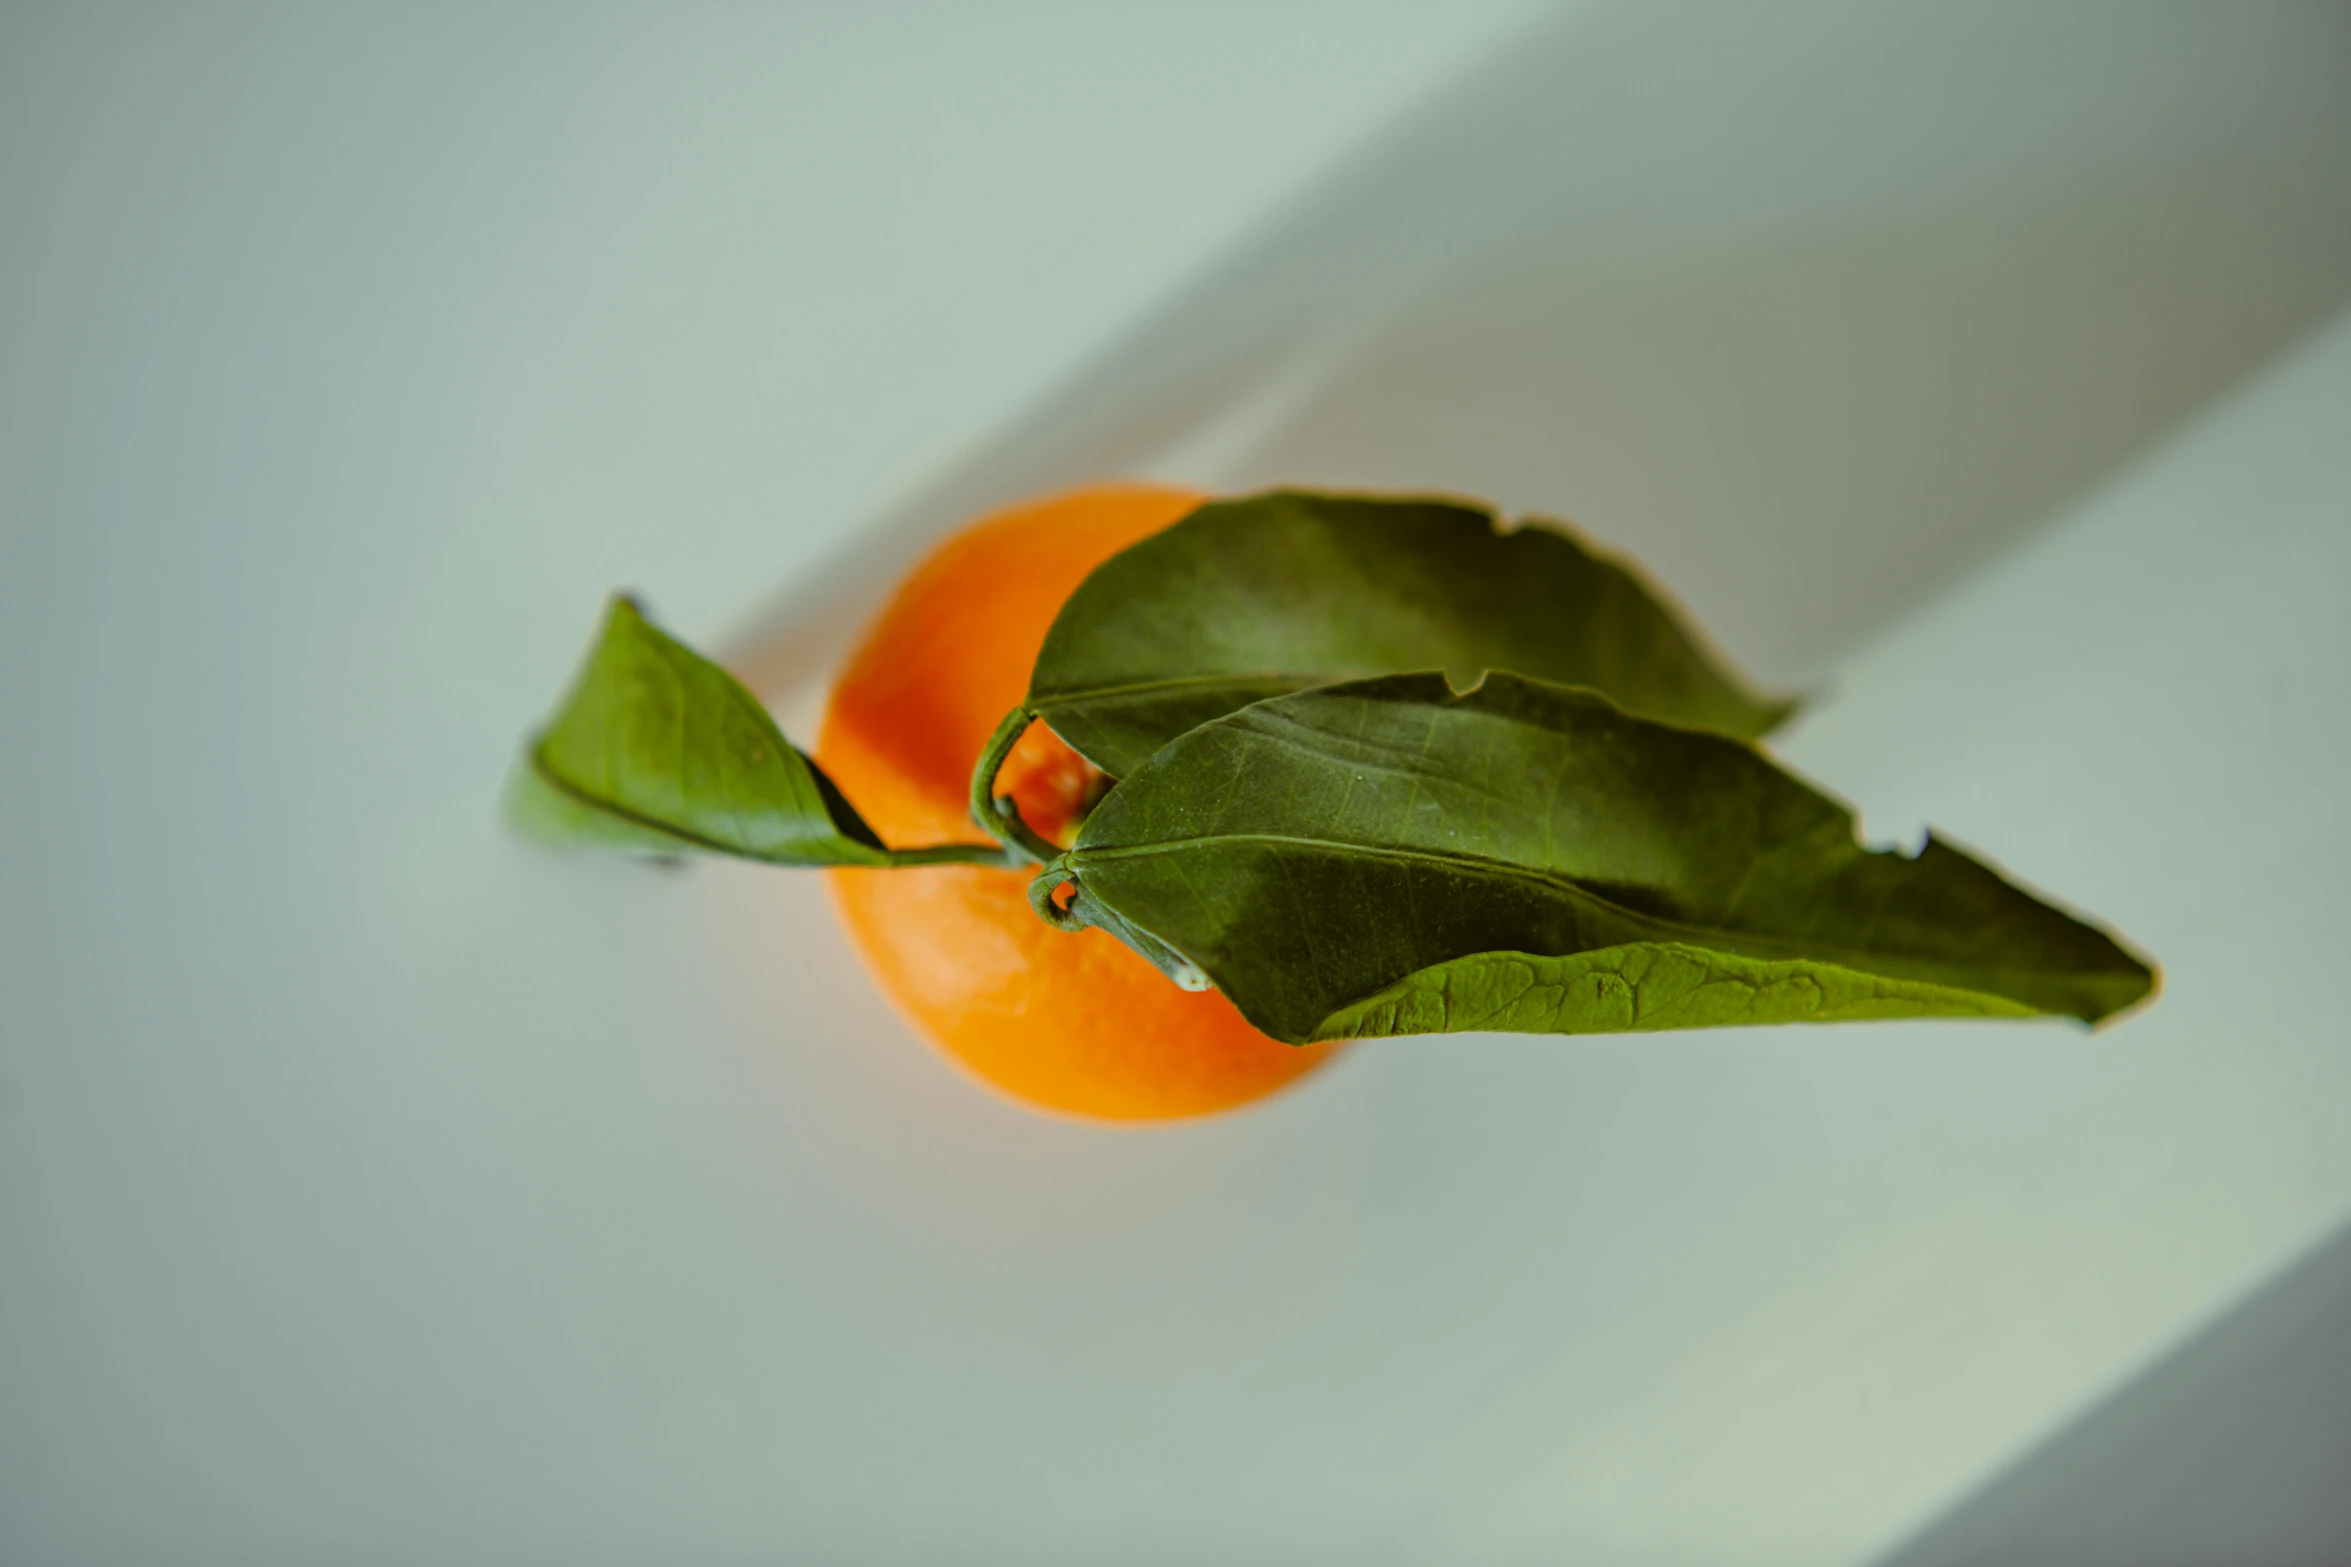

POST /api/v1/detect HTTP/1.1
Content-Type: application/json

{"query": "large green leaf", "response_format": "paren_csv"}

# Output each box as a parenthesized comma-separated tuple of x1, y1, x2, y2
(1024, 490, 1792, 778)
(1040, 673, 2155, 1043)
(513, 595, 893, 867)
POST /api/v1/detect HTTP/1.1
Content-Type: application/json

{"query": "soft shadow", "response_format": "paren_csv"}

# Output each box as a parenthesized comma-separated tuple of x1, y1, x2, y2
(1870, 1215, 2351, 1567)
(729, 0, 2351, 696)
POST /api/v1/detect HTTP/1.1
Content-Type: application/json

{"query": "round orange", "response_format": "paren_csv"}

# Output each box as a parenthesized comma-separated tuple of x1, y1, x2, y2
(817, 483, 1344, 1121)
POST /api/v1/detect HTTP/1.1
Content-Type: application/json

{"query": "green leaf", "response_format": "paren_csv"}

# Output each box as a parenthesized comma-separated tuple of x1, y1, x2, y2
(504, 744, 705, 858)
(1025, 489, 1793, 778)
(1043, 672, 2156, 1043)
(514, 595, 893, 867)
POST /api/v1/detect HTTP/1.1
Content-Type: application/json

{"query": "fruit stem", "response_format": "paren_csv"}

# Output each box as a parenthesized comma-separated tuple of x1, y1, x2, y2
(1027, 858, 1213, 990)
(967, 705, 1063, 866)
(1025, 863, 1086, 930)
(884, 841, 1022, 869)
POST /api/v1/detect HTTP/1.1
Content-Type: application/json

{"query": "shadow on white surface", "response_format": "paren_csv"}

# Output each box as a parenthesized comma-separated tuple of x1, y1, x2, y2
(734, 0, 2351, 696)
(710, 7, 2351, 1562)
(1872, 1215, 2351, 1567)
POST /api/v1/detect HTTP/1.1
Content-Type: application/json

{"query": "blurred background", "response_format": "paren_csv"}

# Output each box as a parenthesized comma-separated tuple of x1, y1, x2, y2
(5, 4, 2349, 1562)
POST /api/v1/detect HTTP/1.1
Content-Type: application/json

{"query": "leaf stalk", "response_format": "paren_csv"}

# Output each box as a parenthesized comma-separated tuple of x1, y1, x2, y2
(967, 705, 1065, 866)
(885, 841, 1022, 869)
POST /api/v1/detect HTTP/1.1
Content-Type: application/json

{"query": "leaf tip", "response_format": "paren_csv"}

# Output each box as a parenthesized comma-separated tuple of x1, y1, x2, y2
(2086, 956, 2163, 1031)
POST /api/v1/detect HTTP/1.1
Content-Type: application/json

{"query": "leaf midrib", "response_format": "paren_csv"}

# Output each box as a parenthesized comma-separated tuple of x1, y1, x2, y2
(529, 745, 887, 866)
(1031, 670, 1307, 706)
(1066, 832, 2119, 987)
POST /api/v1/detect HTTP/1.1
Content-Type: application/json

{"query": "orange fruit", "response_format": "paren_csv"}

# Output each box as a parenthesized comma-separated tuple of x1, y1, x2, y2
(817, 483, 1345, 1121)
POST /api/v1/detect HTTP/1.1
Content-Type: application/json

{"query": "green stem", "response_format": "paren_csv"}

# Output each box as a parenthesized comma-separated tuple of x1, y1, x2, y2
(967, 705, 1063, 866)
(884, 841, 1020, 869)
(1026, 862, 1086, 929)
(1024, 855, 1212, 990)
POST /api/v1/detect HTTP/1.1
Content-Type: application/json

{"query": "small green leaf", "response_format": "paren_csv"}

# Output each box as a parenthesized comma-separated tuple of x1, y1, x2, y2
(504, 745, 703, 858)
(1045, 672, 2155, 1043)
(515, 595, 892, 867)
(1025, 490, 1793, 778)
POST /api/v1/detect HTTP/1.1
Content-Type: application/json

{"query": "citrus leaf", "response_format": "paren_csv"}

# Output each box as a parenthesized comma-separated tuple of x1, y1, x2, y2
(1318, 946, 2039, 1039)
(514, 595, 893, 867)
(504, 744, 706, 859)
(1044, 672, 2155, 1043)
(1025, 490, 1793, 778)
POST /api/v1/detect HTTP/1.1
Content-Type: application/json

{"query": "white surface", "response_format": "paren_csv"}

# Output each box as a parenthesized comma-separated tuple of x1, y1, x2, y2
(6, 5, 2350, 1565)
(1441, 307, 2351, 1564)
(733, 0, 2351, 701)
(0, 5, 1551, 1562)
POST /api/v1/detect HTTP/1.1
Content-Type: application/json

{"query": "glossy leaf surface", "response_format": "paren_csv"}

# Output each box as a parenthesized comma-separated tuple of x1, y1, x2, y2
(515, 596, 892, 866)
(1048, 673, 2156, 1043)
(1025, 490, 1792, 777)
